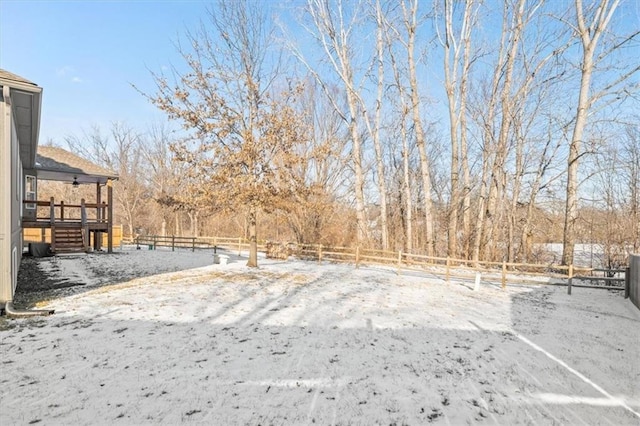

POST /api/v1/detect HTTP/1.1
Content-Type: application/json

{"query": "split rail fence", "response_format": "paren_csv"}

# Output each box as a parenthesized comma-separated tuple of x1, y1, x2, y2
(122, 235, 634, 293)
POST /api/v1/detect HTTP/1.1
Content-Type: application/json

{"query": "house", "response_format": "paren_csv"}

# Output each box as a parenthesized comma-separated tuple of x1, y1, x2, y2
(24, 145, 119, 254)
(1, 69, 118, 310)
(0, 69, 42, 306)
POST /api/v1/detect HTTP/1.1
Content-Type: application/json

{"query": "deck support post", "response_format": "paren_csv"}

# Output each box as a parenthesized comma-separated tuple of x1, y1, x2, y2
(49, 197, 56, 252)
(107, 179, 113, 253)
(95, 182, 102, 251)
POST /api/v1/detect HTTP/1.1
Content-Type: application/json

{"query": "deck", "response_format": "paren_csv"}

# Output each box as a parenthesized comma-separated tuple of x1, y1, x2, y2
(22, 198, 114, 253)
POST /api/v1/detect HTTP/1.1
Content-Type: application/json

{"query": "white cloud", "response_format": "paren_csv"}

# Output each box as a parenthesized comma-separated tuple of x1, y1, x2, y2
(56, 65, 74, 76)
(56, 66, 83, 83)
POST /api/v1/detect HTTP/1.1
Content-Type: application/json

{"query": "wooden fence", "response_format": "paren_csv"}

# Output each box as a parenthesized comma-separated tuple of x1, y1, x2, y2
(128, 235, 267, 255)
(119, 236, 638, 290)
(297, 244, 577, 288)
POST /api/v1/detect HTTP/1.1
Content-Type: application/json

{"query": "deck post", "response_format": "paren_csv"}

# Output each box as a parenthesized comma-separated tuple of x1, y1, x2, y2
(95, 182, 102, 251)
(50, 197, 56, 252)
(81, 198, 88, 251)
(107, 179, 113, 253)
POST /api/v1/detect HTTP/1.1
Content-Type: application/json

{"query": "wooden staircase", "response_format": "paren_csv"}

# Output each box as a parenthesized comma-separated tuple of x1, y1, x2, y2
(53, 225, 86, 253)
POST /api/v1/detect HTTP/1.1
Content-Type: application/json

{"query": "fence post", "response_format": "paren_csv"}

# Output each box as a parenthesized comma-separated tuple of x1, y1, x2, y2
(80, 198, 88, 250)
(501, 261, 507, 289)
(153, 235, 157, 250)
(446, 257, 451, 283)
(568, 264, 574, 295)
(172, 235, 175, 251)
(192, 237, 195, 252)
(355, 246, 360, 268)
(318, 244, 323, 262)
(625, 267, 630, 299)
(397, 251, 402, 274)
(238, 237, 242, 256)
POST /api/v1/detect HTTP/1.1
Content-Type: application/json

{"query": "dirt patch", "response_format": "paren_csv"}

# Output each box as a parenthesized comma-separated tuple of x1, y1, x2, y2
(11, 257, 84, 309)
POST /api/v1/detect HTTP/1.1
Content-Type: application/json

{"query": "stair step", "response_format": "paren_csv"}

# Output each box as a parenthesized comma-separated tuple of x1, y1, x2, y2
(53, 226, 85, 253)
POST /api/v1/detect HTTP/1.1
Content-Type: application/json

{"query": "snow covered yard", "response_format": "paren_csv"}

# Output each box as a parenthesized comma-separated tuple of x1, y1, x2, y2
(1, 249, 639, 425)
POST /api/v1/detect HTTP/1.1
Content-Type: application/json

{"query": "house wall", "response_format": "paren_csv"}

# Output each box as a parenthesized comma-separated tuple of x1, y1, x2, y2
(11, 113, 23, 299)
(629, 254, 640, 311)
(0, 87, 23, 304)
(0, 87, 12, 303)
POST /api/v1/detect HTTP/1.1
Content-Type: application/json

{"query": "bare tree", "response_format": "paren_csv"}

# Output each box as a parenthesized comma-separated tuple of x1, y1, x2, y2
(294, 0, 371, 246)
(623, 124, 640, 252)
(436, 0, 478, 258)
(65, 122, 147, 238)
(142, 122, 178, 237)
(561, 0, 638, 265)
(399, 0, 436, 256)
(142, 0, 306, 267)
(384, 13, 414, 252)
(287, 80, 350, 244)
(369, 0, 390, 250)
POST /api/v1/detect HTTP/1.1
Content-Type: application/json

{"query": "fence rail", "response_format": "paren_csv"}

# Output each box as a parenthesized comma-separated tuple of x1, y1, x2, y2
(123, 235, 632, 291)
(129, 235, 268, 254)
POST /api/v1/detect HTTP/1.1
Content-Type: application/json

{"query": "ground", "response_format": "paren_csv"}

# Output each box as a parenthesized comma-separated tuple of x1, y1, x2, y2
(1, 247, 639, 425)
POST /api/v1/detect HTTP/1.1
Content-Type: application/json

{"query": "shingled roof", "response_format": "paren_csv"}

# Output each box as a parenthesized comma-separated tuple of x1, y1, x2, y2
(0, 69, 38, 87)
(36, 146, 119, 184)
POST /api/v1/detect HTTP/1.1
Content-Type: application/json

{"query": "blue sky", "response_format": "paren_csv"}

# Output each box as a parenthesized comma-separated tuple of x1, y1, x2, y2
(0, 0, 214, 143)
(1, 0, 637, 149)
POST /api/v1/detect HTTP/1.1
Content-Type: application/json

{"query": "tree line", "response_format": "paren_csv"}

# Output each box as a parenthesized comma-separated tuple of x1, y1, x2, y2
(52, 0, 639, 268)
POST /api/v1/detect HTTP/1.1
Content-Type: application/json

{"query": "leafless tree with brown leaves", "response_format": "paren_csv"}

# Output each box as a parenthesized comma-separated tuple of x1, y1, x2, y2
(141, 0, 308, 267)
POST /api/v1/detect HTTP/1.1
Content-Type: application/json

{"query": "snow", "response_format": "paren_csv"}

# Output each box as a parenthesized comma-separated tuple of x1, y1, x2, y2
(2, 247, 639, 425)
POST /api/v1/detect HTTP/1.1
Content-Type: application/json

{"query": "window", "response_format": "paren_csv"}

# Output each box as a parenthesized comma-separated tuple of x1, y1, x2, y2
(25, 175, 36, 209)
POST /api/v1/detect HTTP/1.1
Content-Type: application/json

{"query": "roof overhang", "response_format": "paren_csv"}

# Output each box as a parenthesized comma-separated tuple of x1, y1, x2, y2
(0, 74, 42, 169)
(35, 146, 119, 185)
(35, 169, 117, 185)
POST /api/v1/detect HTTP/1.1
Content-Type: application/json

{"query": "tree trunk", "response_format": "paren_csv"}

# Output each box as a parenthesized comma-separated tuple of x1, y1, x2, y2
(401, 114, 413, 253)
(247, 205, 258, 267)
(372, 0, 389, 250)
(441, 0, 477, 258)
(405, 0, 435, 256)
(562, 0, 617, 265)
(459, 2, 473, 259)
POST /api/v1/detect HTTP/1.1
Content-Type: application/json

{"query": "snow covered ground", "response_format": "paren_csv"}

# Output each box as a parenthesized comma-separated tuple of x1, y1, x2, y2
(1, 247, 639, 425)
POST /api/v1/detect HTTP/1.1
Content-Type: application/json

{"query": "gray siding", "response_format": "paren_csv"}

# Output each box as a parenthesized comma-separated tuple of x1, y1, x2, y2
(0, 93, 23, 303)
(629, 254, 640, 311)
(10, 115, 22, 299)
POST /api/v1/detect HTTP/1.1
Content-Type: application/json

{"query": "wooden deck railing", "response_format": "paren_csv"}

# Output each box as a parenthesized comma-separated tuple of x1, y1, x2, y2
(24, 198, 109, 224)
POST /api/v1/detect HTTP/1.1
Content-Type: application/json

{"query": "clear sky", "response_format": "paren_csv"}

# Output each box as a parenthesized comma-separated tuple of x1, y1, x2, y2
(0, 0, 214, 144)
(2, 0, 638, 149)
